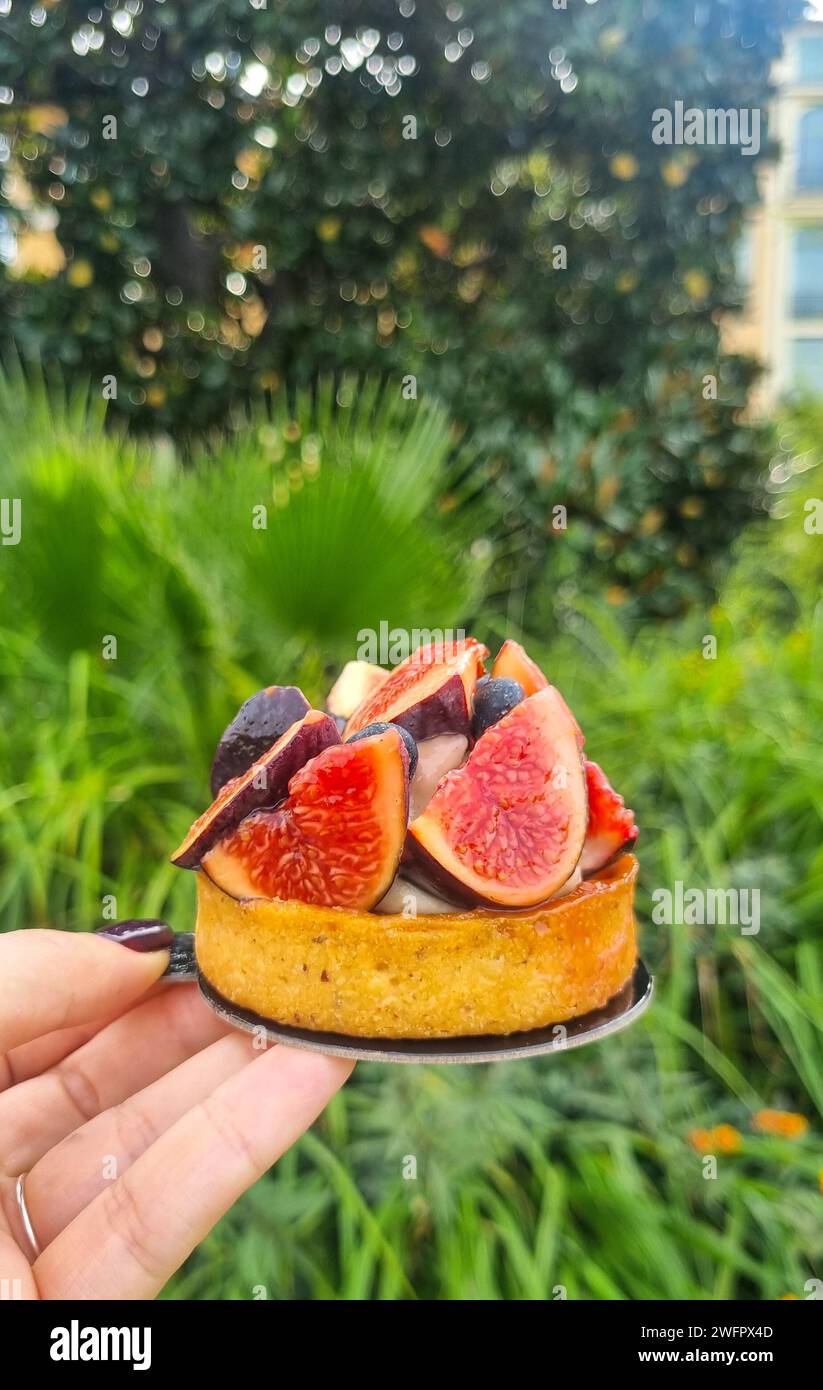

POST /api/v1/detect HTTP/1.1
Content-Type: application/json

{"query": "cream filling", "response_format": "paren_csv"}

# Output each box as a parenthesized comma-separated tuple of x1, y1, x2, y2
(409, 733, 468, 819)
(374, 876, 457, 916)
(375, 734, 470, 914)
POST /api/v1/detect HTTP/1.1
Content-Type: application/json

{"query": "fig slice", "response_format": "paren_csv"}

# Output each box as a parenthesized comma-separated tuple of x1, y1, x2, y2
(210, 685, 311, 795)
(326, 660, 389, 720)
(404, 686, 587, 909)
(172, 709, 339, 869)
(579, 759, 638, 877)
(492, 640, 584, 746)
(202, 726, 410, 909)
(491, 639, 549, 697)
(344, 637, 488, 741)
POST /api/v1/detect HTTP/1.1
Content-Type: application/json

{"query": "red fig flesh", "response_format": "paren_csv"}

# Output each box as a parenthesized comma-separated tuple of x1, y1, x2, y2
(491, 639, 549, 697)
(344, 637, 487, 741)
(203, 726, 410, 908)
(404, 686, 587, 909)
(172, 710, 339, 869)
(579, 760, 638, 877)
(326, 661, 389, 720)
(493, 640, 584, 746)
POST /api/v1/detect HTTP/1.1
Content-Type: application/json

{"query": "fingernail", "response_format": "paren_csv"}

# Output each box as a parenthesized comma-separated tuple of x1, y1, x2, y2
(94, 920, 175, 953)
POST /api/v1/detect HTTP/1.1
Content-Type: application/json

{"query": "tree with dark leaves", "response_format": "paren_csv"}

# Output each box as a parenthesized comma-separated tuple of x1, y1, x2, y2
(0, 0, 804, 616)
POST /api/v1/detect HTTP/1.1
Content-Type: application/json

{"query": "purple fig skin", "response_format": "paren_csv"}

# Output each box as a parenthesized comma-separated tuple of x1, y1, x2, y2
(210, 686, 310, 796)
(471, 676, 525, 740)
(401, 835, 487, 908)
(402, 832, 589, 911)
(173, 711, 339, 869)
(382, 671, 474, 742)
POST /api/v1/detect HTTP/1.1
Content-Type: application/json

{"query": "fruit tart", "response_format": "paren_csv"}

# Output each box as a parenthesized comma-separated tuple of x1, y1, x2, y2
(172, 638, 640, 1040)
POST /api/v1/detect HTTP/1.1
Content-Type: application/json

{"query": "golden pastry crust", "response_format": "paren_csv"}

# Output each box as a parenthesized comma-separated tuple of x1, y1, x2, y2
(195, 854, 639, 1039)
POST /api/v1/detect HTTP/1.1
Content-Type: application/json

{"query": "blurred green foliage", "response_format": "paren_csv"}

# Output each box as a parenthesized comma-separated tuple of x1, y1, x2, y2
(0, 377, 821, 1299)
(0, 364, 488, 938)
(0, 0, 804, 614)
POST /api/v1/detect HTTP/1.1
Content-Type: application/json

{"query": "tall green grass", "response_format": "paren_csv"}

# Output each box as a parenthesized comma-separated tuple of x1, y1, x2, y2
(0, 376, 820, 1300)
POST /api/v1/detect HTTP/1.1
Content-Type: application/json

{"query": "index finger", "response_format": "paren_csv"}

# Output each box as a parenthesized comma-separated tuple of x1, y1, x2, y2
(0, 929, 169, 1053)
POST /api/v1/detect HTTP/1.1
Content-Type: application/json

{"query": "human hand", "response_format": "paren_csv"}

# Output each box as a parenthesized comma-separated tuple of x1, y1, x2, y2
(0, 925, 353, 1299)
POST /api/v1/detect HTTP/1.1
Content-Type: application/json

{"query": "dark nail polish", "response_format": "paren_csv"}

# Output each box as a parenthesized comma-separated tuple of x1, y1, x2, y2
(94, 919, 175, 953)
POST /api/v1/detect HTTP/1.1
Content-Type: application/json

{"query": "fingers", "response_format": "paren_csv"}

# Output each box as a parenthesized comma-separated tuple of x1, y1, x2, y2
(26, 1031, 256, 1248)
(0, 929, 169, 1054)
(0, 1229, 37, 1300)
(0, 984, 230, 1176)
(34, 1046, 353, 1300)
(0, 1019, 115, 1092)
(0, 976, 183, 1093)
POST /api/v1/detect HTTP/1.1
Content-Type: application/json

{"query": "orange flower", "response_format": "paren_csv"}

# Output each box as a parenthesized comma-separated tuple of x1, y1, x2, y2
(688, 1124, 742, 1155)
(713, 1124, 743, 1154)
(688, 1127, 712, 1154)
(753, 1110, 809, 1140)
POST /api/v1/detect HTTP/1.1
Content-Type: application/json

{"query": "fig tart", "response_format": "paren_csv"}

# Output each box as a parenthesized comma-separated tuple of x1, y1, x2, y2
(172, 638, 640, 1040)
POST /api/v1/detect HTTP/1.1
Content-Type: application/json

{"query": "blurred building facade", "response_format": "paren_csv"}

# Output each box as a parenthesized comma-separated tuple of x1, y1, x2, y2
(726, 18, 823, 404)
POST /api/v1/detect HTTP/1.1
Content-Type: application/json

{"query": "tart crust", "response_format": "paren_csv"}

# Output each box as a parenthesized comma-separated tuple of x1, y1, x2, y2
(195, 854, 639, 1039)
